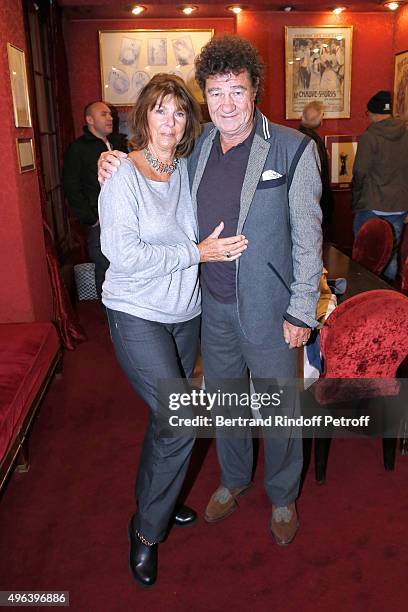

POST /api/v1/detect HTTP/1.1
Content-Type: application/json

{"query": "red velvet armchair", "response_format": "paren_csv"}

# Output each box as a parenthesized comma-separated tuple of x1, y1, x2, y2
(352, 218, 394, 275)
(401, 256, 408, 295)
(312, 290, 408, 483)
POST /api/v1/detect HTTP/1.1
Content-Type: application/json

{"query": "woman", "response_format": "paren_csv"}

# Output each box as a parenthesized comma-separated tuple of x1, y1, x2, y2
(98, 74, 247, 588)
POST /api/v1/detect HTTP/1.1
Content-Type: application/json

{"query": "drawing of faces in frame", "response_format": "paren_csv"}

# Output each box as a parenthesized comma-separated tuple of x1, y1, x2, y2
(172, 36, 195, 66)
(109, 67, 130, 95)
(147, 38, 167, 66)
(131, 70, 150, 101)
(119, 37, 142, 66)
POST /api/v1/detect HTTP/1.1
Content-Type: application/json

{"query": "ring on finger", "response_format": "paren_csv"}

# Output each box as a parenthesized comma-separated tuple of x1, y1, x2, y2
(225, 251, 232, 259)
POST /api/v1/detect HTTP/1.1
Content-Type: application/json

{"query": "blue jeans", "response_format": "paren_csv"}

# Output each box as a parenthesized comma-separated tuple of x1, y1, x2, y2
(353, 210, 406, 281)
(107, 308, 200, 542)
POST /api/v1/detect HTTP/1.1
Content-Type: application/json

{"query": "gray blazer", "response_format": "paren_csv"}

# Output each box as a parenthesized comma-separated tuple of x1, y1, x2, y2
(188, 109, 323, 345)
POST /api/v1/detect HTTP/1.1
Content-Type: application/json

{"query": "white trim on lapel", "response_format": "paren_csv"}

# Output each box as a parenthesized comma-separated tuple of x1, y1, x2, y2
(191, 127, 217, 217)
(237, 133, 270, 234)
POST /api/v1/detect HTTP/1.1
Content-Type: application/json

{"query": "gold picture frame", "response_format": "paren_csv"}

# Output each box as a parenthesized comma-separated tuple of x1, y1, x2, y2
(16, 138, 36, 173)
(99, 29, 214, 106)
(7, 43, 32, 128)
(393, 49, 408, 121)
(285, 26, 353, 120)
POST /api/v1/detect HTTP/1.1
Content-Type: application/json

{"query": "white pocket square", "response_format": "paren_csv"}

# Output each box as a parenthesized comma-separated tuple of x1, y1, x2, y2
(261, 170, 283, 181)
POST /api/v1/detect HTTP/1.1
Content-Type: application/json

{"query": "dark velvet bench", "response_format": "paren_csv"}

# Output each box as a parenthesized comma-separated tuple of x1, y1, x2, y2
(0, 322, 62, 491)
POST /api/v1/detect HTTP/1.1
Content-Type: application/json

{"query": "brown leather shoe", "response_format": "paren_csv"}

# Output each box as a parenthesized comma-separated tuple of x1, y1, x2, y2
(270, 503, 299, 546)
(204, 484, 252, 523)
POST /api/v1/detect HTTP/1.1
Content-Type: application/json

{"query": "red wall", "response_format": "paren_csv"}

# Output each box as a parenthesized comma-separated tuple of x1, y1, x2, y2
(236, 11, 395, 251)
(63, 9, 406, 252)
(237, 11, 394, 136)
(64, 11, 396, 138)
(0, 6, 405, 323)
(0, 0, 52, 322)
(63, 17, 235, 135)
(394, 4, 408, 54)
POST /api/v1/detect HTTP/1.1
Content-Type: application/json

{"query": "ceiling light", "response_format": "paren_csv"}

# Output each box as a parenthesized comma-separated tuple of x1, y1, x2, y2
(228, 6, 243, 14)
(181, 5, 197, 14)
(385, 2, 400, 9)
(131, 5, 145, 15)
(283, 5, 293, 10)
(332, 6, 346, 14)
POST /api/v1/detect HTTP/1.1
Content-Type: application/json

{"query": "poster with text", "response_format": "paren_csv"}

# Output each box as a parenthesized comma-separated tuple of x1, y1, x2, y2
(285, 26, 353, 120)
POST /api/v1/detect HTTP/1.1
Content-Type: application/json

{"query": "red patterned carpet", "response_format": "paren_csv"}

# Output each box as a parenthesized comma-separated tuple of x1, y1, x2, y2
(1, 302, 408, 612)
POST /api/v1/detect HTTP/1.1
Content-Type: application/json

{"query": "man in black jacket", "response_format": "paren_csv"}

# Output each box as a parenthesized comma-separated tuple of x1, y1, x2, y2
(299, 101, 333, 237)
(62, 101, 126, 299)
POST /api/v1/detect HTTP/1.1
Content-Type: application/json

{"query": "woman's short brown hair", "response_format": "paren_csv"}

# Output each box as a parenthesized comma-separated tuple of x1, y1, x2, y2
(128, 73, 202, 157)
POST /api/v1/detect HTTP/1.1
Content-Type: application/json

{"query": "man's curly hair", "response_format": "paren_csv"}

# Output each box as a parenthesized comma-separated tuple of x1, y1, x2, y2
(194, 35, 264, 104)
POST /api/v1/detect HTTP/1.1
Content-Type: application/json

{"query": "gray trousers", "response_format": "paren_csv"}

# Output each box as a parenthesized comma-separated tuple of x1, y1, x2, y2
(87, 224, 109, 300)
(107, 308, 200, 542)
(201, 289, 302, 507)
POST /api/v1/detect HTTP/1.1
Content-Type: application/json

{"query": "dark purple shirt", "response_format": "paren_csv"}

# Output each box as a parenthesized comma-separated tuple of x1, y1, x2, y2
(197, 128, 255, 303)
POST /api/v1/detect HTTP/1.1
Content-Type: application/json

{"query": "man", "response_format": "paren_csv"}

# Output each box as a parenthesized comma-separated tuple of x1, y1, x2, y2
(299, 101, 333, 235)
(62, 101, 127, 300)
(352, 90, 408, 281)
(99, 35, 322, 546)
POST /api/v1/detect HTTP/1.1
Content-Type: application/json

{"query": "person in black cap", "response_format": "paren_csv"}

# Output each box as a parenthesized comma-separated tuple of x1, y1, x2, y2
(352, 90, 408, 281)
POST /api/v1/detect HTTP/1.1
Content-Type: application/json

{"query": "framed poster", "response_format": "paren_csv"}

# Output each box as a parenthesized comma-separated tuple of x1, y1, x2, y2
(285, 26, 353, 120)
(393, 50, 408, 121)
(7, 43, 32, 127)
(16, 138, 35, 173)
(99, 29, 214, 106)
(325, 135, 359, 190)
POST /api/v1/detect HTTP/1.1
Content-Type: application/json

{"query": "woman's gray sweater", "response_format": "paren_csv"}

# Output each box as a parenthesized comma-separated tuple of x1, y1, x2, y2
(99, 157, 200, 323)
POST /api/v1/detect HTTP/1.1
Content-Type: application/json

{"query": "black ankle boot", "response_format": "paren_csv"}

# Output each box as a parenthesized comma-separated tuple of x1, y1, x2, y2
(128, 517, 158, 588)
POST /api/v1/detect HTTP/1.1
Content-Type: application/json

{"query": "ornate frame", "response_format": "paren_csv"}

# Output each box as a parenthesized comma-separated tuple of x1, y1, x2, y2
(285, 26, 353, 120)
(99, 29, 214, 105)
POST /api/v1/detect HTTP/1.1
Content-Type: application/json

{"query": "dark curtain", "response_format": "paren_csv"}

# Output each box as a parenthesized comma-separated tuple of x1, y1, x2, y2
(48, 2, 75, 173)
(49, 1, 89, 265)
(43, 218, 87, 351)
(25, 0, 86, 349)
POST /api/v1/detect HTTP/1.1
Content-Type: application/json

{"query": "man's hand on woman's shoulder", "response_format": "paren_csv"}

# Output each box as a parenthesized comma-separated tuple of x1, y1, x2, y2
(98, 150, 128, 184)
